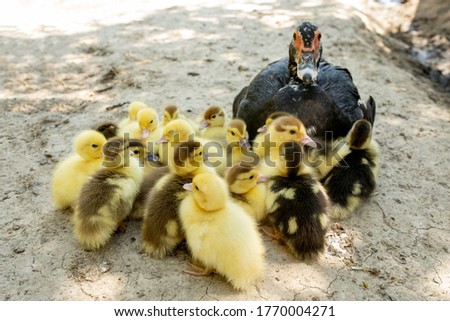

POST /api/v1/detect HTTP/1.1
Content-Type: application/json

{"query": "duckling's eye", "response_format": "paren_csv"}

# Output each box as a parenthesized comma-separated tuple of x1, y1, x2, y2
(212, 115, 216, 119)
(289, 130, 296, 135)
(198, 152, 202, 156)
(231, 131, 235, 136)
(195, 185, 199, 191)
(150, 120, 154, 123)
(92, 144, 98, 148)
(249, 175, 254, 179)
(133, 150, 139, 155)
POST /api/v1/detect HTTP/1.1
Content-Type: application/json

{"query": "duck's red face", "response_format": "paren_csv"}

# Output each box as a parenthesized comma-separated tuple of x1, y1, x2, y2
(291, 22, 322, 85)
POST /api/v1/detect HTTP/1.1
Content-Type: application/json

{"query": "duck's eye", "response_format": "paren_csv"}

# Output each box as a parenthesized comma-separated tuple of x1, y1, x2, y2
(92, 144, 98, 148)
(249, 175, 254, 179)
(293, 33, 297, 40)
(133, 150, 139, 155)
(150, 120, 154, 123)
(289, 130, 296, 135)
(198, 152, 202, 156)
(318, 33, 322, 41)
(231, 131, 235, 136)
(195, 185, 199, 191)
(212, 115, 216, 119)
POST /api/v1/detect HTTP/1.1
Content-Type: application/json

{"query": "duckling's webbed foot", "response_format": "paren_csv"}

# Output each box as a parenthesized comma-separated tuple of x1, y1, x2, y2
(183, 262, 214, 276)
(116, 221, 126, 233)
(259, 225, 282, 240)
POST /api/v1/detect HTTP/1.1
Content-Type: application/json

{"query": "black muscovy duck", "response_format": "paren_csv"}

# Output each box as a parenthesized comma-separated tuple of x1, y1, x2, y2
(233, 22, 375, 141)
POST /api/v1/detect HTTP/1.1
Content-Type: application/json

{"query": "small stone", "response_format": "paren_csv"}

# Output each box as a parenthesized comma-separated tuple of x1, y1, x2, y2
(99, 261, 111, 273)
(13, 248, 25, 254)
(399, 256, 406, 264)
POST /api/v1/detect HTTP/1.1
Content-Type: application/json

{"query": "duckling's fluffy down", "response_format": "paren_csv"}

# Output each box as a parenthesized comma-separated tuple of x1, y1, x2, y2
(180, 197, 265, 291)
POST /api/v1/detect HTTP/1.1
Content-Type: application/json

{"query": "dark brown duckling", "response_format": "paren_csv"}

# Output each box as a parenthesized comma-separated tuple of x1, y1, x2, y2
(141, 141, 213, 259)
(315, 119, 380, 220)
(264, 141, 330, 260)
(94, 121, 119, 139)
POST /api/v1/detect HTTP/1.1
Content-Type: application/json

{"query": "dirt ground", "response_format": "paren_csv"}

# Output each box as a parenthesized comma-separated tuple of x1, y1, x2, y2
(1, 0, 449, 301)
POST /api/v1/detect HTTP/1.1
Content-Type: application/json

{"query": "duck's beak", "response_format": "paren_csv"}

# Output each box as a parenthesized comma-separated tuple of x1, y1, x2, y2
(141, 129, 150, 139)
(299, 134, 317, 148)
(145, 152, 160, 162)
(297, 52, 318, 85)
(257, 173, 268, 183)
(155, 136, 168, 144)
(257, 125, 267, 133)
(239, 137, 251, 150)
(199, 120, 210, 130)
(183, 183, 193, 192)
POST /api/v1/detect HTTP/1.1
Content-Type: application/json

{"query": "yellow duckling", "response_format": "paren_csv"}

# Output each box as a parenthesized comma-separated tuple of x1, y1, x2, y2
(51, 130, 107, 210)
(156, 118, 196, 165)
(264, 141, 330, 260)
(255, 115, 316, 171)
(225, 119, 253, 166)
(179, 172, 265, 291)
(163, 104, 200, 135)
(127, 138, 164, 177)
(226, 162, 267, 222)
(198, 106, 227, 144)
(119, 107, 162, 155)
(142, 141, 212, 258)
(253, 111, 291, 147)
(207, 118, 253, 177)
(73, 137, 143, 250)
(118, 101, 147, 128)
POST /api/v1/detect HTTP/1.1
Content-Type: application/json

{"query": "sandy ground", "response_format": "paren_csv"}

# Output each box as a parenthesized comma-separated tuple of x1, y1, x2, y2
(1, 0, 449, 301)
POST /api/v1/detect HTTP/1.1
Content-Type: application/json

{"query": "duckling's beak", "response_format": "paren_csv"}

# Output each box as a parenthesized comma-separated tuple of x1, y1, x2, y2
(257, 173, 268, 183)
(199, 120, 210, 130)
(141, 129, 149, 139)
(297, 52, 318, 85)
(145, 152, 160, 162)
(183, 183, 193, 192)
(155, 136, 168, 144)
(257, 125, 268, 133)
(239, 137, 251, 150)
(299, 134, 317, 148)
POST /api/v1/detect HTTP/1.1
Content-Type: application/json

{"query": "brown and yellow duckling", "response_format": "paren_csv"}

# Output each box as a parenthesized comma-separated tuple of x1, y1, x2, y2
(141, 141, 212, 259)
(198, 105, 227, 145)
(73, 137, 143, 250)
(226, 162, 267, 222)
